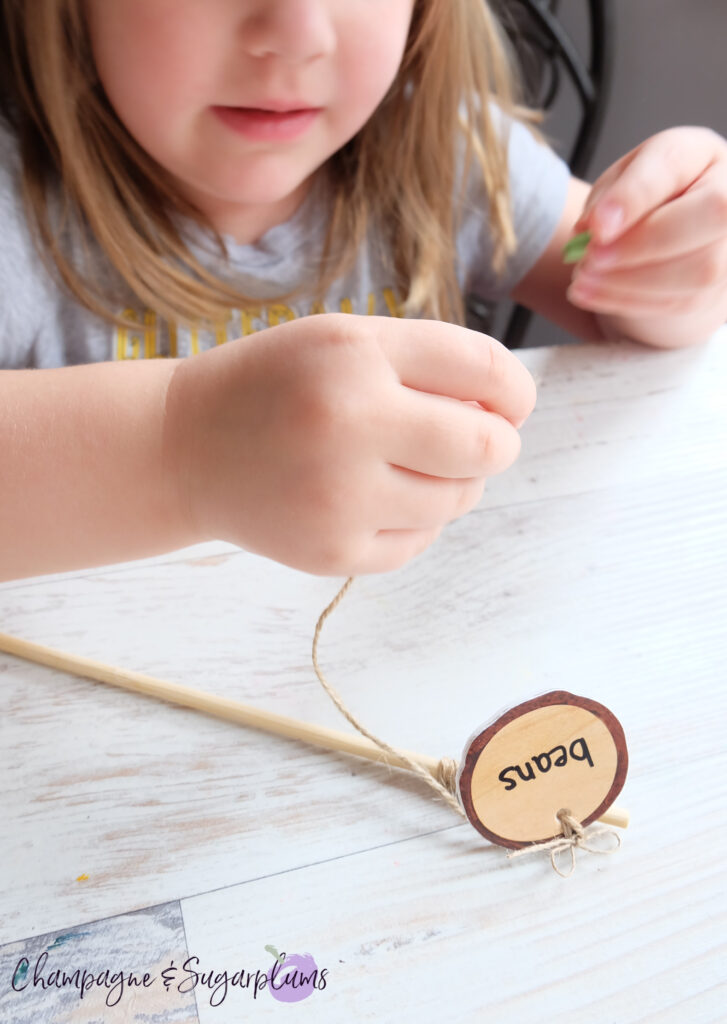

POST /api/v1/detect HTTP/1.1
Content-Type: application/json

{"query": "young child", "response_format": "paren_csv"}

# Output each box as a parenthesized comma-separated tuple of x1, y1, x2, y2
(1, 0, 725, 584)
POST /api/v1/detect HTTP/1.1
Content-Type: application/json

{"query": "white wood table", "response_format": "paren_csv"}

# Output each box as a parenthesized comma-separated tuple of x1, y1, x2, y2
(1, 326, 726, 1023)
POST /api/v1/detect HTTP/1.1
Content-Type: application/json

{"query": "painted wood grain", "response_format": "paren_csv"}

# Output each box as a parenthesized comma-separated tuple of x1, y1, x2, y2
(179, 811, 726, 1023)
(0, 328, 725, 1020)
(0, 902, 198, 1024)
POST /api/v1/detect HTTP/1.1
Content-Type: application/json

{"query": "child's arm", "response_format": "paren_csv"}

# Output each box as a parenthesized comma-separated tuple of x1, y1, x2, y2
(509, 176, 604, 343)
(0, 359, 199, 582)
(1, 314, 536, 584)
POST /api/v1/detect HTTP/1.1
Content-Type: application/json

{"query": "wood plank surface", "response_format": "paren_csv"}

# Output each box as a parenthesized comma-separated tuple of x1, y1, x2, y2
(1, 328, 725, 1021)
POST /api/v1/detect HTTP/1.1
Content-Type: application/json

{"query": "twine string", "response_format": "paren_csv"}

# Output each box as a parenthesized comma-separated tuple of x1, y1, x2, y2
(311, 576, 465, 816)
(506, 809, 622, 877)
(311, 578, 622, 876)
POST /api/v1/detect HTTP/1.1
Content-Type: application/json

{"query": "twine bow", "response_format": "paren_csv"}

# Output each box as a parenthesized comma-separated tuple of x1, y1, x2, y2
(506, 808, 622, 877)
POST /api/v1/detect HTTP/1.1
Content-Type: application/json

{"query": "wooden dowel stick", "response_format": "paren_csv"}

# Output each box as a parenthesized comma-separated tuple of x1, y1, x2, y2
(596, 805, 629, 829)
(0, 631, 422, 768)
(0, 630, 629, 828)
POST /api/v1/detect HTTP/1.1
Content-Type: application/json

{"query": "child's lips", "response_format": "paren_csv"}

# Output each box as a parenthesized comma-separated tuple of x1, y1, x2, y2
(228, 106, 317, 117)
(212, 105, 322, 141)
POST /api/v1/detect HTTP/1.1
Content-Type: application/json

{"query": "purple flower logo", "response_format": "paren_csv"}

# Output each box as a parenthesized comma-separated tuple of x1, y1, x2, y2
(264, 945, 320, 1003)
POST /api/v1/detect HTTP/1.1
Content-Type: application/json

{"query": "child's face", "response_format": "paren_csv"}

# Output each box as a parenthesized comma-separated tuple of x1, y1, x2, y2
(85, 0, 416, 238)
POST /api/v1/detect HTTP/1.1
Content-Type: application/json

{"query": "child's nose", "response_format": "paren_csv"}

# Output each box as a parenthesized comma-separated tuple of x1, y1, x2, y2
(240, 0, 336, 63)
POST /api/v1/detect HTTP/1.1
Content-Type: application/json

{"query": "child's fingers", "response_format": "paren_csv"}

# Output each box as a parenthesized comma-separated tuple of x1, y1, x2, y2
(351, 526, 444, 575)
(567, 280, 696, 317)
(575, 127, 727, 245)
(374, 465, 487, 531)
(574, 148, 640, 228)
(574, 239, 727, 296)
(582, 168, 727, 271)
(374, 317, 536, 430)
(567, 265, 726, 318)
(385, 390, 522, 479)
(567, 284, 724, 319)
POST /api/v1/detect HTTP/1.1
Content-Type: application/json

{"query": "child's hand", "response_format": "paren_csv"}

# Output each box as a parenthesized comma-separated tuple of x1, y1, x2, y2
(566, 127, 727, 347)
(165, 313, 535, 576)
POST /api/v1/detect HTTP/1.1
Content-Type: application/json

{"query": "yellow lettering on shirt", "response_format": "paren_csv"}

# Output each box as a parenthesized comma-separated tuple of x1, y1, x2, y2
(382, 288, 403, 317)
(112, 289, 404, 359)
(240, 308, 262, 335)
(116, 307, 142, 361)
(144, 310, 157, 359)
(168, 322, 178, 358)
(267, 304, 296, 327)
(214, 317, 229, 347)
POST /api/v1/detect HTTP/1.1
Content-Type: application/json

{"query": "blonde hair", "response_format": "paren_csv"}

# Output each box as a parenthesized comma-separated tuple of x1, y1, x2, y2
(1, 0, 543, 332)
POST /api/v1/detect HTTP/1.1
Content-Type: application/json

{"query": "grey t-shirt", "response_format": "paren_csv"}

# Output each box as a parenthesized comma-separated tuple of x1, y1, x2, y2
(0, 114, 570, 368)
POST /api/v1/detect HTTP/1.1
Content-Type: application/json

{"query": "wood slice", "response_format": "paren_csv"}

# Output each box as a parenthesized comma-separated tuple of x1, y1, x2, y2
(457, 691, 628, 849)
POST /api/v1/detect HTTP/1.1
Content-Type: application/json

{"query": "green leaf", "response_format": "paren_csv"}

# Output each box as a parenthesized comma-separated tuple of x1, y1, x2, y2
(562, 230, 592, 264)
(264, 944, 286, 966)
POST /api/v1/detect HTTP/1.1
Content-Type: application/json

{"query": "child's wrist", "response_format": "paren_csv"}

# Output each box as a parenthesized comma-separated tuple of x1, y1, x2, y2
(161, 356, 213, 547)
